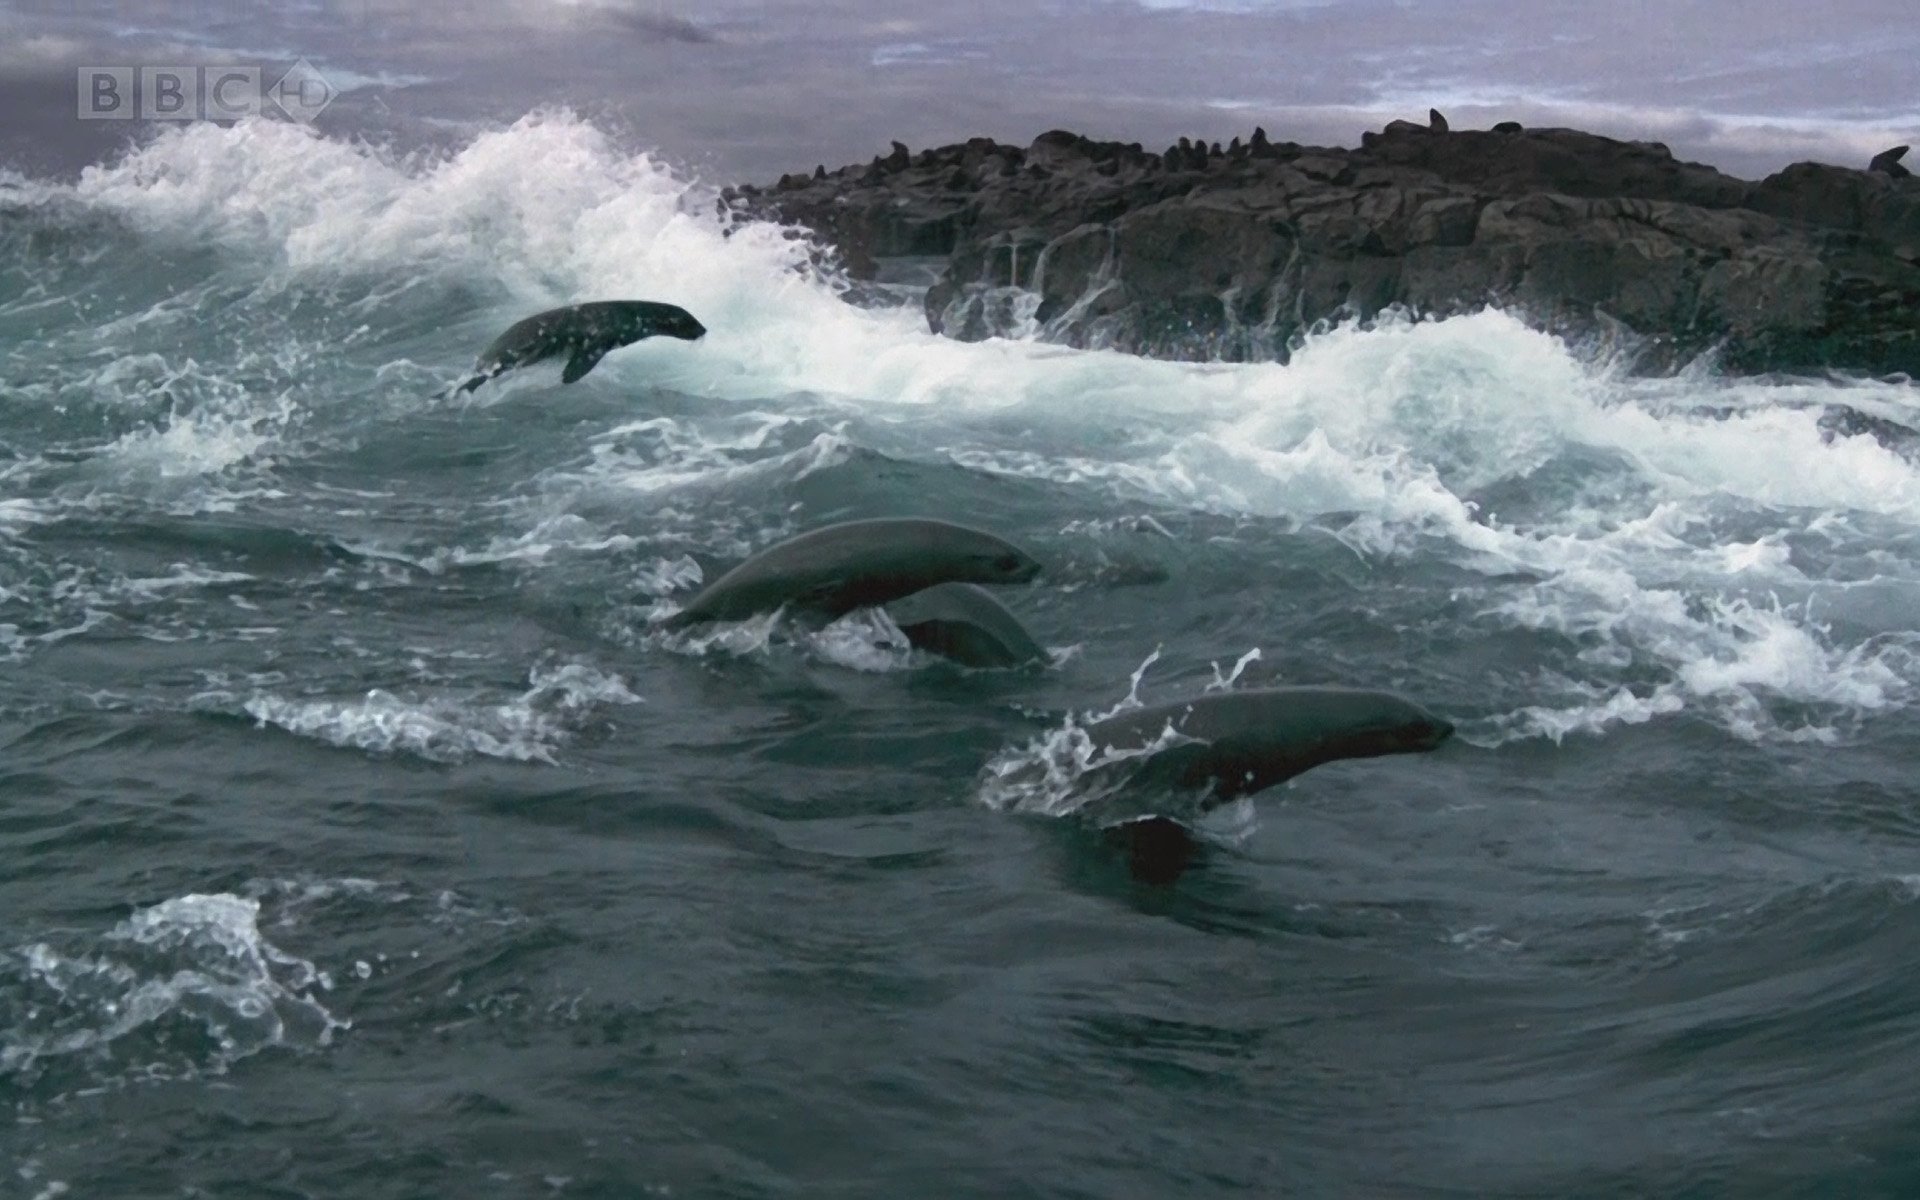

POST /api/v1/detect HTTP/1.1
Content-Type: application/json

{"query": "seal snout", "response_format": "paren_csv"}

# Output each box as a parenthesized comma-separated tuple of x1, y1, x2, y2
(999, 550, 1043, 583)
(1415, 714, 1455, 750)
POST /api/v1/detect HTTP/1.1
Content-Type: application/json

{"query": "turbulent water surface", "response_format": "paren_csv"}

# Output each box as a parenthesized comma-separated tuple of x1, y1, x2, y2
(4, 115, 1919, 1198)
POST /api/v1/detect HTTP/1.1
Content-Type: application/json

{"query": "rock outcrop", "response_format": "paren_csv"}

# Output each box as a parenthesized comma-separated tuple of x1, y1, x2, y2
(726, 122, 1920, 374)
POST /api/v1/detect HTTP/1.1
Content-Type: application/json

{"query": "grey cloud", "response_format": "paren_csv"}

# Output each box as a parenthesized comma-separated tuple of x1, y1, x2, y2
(0, 0, 1914, 184)
(611, 11, 719, 44)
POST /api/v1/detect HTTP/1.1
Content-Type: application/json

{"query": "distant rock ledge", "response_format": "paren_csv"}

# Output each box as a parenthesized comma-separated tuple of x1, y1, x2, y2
(724, 123, 1920, 375)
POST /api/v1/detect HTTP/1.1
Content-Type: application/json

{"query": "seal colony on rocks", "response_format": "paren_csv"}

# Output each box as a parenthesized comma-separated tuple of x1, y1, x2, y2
(727, 119, 1920, 376)
(458, 300, 707, 393)
(662, 518, 1041, 630)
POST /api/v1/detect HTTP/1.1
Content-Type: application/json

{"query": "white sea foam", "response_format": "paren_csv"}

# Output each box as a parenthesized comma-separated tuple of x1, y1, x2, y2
(30, 342, 311, 504)
(98, 408, 279, 478)
(976, 649, 1191, 817)
(629, 554, 705, 597)
(805, 608, 918, 673)
(227, 661, 641, 763)
(346, 514, 644, 574)
(0, 497, 46, 531)
(43, 114, 1920, 742)
(642, 604, 785, 657)
(0, 893, 344, 1092)
(562, 421, 853, 504)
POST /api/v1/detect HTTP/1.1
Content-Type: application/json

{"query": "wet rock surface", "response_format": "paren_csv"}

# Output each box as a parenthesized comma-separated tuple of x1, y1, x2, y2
(727, 124, 1920, 374)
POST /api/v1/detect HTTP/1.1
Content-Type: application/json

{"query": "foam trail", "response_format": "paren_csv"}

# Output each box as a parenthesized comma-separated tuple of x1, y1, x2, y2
(210, 662, 641, 763)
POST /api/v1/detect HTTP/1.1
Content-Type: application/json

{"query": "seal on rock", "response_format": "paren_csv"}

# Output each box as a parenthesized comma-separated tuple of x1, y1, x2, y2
(1869, 145, 1911, 179)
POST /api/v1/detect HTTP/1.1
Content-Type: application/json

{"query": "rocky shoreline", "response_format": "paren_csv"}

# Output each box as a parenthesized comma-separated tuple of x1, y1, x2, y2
(725, 120, 1920, 375)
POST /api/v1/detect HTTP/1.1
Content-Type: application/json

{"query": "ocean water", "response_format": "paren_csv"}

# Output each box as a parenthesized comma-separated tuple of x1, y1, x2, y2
(3, 113, 1919, 1197)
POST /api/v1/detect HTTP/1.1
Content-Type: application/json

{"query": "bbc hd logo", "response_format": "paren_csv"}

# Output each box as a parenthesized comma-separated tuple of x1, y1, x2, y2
(78, 61, 336, 123)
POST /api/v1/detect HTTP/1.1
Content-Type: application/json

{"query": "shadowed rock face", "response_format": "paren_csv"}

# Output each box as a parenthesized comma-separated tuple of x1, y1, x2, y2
(727, 123, 1920, 376)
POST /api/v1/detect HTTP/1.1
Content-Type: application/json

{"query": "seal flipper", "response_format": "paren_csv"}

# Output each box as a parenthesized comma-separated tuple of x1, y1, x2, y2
(1119, 739, 1224, 795)
(1870, 145, 1912, 178)
(897, 617, 1025, 668)
(561, 347, 609, 385)
(1101, 815, 1204, 884)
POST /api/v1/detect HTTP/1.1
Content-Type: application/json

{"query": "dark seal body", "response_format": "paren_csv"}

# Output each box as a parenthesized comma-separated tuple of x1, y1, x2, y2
(884, 582, 1048, 668)
(1084, 686, 1453, 803)
(460, 300, 706, 392)
(665, 518, 1041, 629)
(1869, 145, 1910, 178)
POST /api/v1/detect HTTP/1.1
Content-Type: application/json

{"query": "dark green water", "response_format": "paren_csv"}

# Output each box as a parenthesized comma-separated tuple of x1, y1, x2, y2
(4, 117, 1920, 1198)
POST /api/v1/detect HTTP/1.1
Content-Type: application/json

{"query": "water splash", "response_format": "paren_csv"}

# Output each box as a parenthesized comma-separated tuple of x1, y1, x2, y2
(209, 661, 642, 763)
(1, 894, 344, 1096)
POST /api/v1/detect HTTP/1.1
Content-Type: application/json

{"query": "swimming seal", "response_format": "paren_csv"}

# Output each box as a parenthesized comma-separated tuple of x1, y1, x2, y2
(458, 300, 707, 393)
(664, 518, 1041, 629)
(884, 582, 1048, 669)
(1083, 686, 1452, 883)
(1083, 686, 1453, 804)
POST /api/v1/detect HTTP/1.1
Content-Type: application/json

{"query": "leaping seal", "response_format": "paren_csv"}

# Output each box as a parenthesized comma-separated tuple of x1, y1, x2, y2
(884, 582, 1049, 669)
(458, 300, 707, 393)
(663, 518, 1041, 629)
(1083, 685, 1453, 804)
(1083, 685, 1453, 883)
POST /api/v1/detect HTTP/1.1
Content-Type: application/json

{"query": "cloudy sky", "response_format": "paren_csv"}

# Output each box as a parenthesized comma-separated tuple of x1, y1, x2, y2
(2, 0, 1915, 183)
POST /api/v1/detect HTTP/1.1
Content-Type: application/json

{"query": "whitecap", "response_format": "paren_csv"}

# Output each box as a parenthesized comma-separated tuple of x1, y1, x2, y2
(1, 893, 344, 1093)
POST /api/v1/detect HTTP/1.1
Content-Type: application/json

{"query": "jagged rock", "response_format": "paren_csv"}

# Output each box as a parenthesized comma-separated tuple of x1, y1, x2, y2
(1818, 403, 1920, 450)
(1429, 108, 1449, 133)
(730, 121, 1920, 375)
(1748, 161, 1920, 246)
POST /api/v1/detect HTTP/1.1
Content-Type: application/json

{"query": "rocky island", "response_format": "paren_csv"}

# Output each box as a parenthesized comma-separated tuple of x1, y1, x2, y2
(726, 120, 1920, 375)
